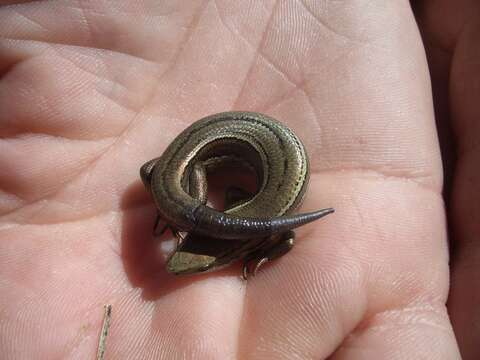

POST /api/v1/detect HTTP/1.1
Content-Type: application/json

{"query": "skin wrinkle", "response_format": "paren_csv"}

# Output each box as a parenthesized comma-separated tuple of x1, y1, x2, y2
(0, 140, 113, 217)
(67, 1, 179, 20)
(52, 47, 132, 96)
(244, 259, 367, 359)
(302, 45, 413, 159)
(337, 321, 450, 359)
(310, 163, 440, 193)
(76, 0, 95, 46)
(237, 52, 298, 112)
(211, 0, 262, 50)
(356, 314, 451, 335)
(4, 2, 98, 53)
(222, 2, 380, 115)
(0, 3, 213, 221)
(349, 192, 367, 230)
(334, 297, 451, 357)
(0, 4, 88, 44)
(298, 0, 371, 45)
(248, 177, 442, 358)
(0, 3, 205, 65)
(333, 228, 446, 353)
(0, 50, 124, 139)
(3, 1, 180, 56)
(93, 86, 140, 115)
(236, 39, 360, 117)
(0, 132, 117, 144)
(262, 44, 359, 120)
(0, 190, 24, 207)
(0, 38, 160, 72)
(262, 78, 307, 113)
(357, 299, 449, 331)
(2, 154, 102, 216)
(256, 44, 300, 90)
(9, 6, 50, 33)
(2, 98, 111, 139)
(231, 0, 281, 110)
(0, 40, 165, 121)
(0, 177, 145, 227)
(0, 31, 158, 64)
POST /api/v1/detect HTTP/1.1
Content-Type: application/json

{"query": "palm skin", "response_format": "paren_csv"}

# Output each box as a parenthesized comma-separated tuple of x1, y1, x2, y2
(0, 1, 478, 359)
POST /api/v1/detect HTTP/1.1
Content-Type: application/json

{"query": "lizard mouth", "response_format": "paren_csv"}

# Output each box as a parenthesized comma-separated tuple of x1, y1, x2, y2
(166, 251, 216, 275)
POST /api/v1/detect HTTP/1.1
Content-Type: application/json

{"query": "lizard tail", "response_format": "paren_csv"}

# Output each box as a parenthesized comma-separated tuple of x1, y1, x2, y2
(192, 206, 334, 239)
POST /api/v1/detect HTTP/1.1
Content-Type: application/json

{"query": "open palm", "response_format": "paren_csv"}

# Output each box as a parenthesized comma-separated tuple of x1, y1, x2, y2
(2, 1, 478, 359)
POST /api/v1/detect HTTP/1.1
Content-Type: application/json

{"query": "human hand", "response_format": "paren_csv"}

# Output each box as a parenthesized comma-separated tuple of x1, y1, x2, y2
(1, 1, 476, 358)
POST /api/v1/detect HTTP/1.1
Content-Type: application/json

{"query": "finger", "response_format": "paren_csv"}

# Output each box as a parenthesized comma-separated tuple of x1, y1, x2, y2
(413, 2, 480, 358)
(447, 15, 480, 360)
(446, 22, 480, 360)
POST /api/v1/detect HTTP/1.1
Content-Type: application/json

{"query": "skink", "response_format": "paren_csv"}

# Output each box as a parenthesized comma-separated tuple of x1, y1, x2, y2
(140, 111, 334, 278)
